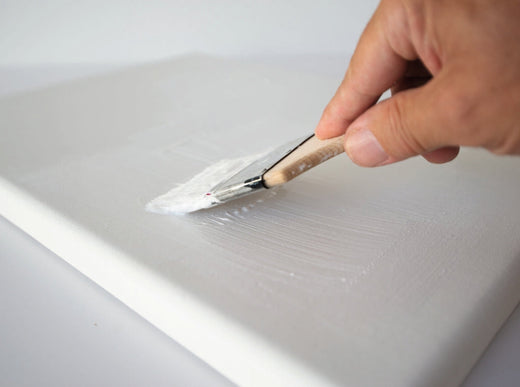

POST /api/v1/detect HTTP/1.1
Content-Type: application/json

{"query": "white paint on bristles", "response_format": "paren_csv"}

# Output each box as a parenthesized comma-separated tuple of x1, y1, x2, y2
(146, 153, 265, 215)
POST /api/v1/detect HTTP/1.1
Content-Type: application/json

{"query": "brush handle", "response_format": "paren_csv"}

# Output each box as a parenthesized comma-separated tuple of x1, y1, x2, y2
(263, 134, 345, 188)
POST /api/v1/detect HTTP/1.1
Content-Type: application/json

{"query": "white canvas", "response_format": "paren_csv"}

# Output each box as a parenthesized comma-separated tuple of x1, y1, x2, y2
(1, 55, 520, 386)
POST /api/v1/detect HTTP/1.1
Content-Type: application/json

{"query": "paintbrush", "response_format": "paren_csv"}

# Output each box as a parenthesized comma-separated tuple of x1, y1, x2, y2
(206, 134, 345, 205)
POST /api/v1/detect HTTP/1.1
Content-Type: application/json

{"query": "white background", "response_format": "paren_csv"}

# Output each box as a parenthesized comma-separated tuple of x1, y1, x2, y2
(1, 1, 519, 386)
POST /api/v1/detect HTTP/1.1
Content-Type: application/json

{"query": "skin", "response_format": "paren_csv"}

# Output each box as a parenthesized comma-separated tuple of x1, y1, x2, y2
(315, 0, 520, 167)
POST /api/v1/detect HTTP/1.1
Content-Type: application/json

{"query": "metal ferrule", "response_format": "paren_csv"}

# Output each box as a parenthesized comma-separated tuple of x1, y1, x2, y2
(209, 134, 313, 204)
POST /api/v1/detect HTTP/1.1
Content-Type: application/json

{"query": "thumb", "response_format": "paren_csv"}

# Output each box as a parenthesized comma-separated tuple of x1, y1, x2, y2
(344, 77, 460, 166)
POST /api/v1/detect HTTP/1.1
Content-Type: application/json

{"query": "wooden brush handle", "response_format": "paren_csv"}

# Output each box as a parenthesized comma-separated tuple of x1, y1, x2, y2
(263, 134, 345, 188)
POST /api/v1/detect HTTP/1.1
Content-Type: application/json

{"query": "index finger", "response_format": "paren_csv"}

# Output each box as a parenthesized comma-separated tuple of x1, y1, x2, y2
(315, 1, 416, 139)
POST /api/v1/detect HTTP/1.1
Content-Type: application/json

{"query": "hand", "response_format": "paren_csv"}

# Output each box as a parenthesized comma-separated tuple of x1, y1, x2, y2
(315, 0, 520, 167)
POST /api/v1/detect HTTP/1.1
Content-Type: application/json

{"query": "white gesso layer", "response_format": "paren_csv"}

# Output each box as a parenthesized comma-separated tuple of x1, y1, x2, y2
(146, 153, 265, 215)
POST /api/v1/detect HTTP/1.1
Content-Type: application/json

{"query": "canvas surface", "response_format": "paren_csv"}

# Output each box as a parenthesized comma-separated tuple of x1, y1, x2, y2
(1, 56, 520, 386)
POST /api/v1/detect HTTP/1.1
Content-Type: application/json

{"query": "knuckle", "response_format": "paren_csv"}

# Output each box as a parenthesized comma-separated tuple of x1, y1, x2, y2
(436, 83, 519, 154)
(436, 87, 481, 144)
(385, 96, 426, 157)
(489, 124, 520, 155)
(441, 90, 474, 128)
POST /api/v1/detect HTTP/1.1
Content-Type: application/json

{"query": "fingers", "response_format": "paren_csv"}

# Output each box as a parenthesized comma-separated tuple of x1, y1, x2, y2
(344, 75, 459, 166)
(422, 147, 460, 164)
(391, 61, 438, 164)
(315, 2, 415, 140)
(391, 60, 432, 94)
(316, 0, 520, 166)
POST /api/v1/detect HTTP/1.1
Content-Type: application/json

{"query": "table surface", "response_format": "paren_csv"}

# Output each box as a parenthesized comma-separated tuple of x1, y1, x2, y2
(1, 59, 519, 387)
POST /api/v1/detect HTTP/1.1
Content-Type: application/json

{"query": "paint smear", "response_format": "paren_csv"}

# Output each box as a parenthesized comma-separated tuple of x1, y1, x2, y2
(146, 153, 265, 215)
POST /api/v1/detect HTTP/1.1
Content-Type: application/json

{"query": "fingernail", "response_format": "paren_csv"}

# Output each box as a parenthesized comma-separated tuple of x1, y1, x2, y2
(346, 128, 389, 167)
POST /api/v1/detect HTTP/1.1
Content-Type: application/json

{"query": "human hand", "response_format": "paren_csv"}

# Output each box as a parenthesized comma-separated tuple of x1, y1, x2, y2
(315, 0, 520, 167)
